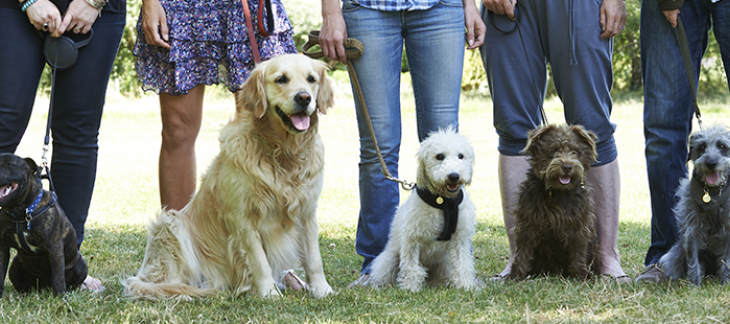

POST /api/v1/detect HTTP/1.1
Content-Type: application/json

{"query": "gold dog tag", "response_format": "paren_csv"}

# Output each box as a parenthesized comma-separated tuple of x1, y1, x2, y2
(436, 197, 444, 205)
(703, 192, 711, 203)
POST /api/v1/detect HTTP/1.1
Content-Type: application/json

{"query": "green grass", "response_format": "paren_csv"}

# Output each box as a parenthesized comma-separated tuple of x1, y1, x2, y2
(7, 76, 730, 323)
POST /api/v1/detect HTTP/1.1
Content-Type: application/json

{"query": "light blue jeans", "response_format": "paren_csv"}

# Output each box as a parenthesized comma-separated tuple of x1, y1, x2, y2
(641, 0, 730, 266)
(341, 0, 465, 273)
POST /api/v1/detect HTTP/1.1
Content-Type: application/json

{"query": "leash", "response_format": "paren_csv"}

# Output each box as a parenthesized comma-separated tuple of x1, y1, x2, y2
(675, 18, 704, 131)
(241, 0, 274, 64)
(303, 30, 416, 191)
(487, 6, 549, 126)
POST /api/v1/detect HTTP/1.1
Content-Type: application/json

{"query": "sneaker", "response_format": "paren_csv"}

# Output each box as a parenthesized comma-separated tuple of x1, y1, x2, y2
(635, 263, 669, 283)
(348, 273, 371, 288)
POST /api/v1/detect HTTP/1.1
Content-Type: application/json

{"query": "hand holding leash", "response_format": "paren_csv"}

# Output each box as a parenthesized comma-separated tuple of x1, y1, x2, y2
(304, 31, 415, 191)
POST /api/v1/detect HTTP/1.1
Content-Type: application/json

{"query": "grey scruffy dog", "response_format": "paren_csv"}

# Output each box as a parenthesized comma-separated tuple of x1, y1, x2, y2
(0, 153, 87, 296)
(658, 126, 730, 285)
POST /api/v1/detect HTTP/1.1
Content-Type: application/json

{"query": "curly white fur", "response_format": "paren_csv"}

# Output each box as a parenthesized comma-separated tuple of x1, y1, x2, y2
(369, 128, 478, 291)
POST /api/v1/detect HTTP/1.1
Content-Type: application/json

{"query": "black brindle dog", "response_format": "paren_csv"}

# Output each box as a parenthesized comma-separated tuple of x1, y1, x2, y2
(0, 153, 87, 296)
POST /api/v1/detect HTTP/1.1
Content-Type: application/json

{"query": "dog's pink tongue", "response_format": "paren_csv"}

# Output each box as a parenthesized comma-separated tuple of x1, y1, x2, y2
(559, 176, 571, 185)
(290, 114, 310, 131)
(707, 170, 720, 185)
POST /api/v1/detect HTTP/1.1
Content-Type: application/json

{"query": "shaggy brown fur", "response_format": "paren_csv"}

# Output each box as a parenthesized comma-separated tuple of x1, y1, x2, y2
(508, 124, 602, 280)
(123, 54, 335, 299)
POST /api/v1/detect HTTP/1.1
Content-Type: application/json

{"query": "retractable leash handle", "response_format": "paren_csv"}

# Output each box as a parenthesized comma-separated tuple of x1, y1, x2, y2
(40, 29, 95, 192)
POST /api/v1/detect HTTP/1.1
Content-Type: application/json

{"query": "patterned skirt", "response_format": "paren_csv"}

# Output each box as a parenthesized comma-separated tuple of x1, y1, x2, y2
(134, 0, 297, 95)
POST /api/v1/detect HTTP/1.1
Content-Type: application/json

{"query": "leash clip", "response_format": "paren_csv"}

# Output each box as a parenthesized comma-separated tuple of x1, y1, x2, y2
(385, 175, 416, 191)
(25, 213, 32, 231)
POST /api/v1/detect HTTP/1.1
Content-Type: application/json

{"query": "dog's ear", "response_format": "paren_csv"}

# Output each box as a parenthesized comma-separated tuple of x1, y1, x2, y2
(238, 61, 268, 119)
(521, 124, 556, 156)
(23, 158, 39, 175)
(315, 60, 334, 115)
(571, 125, 599, 162)
(688, 132, 707, 163)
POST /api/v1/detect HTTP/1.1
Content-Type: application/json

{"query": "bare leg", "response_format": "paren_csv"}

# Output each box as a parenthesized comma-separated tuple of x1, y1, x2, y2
(587, 159, 628, 280)
(159, 85, 205, 210)
(496, 154, 530, 277)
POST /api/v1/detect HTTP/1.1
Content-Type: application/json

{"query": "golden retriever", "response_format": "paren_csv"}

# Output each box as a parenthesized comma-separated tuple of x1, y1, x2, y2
(123, 54, 335, 299)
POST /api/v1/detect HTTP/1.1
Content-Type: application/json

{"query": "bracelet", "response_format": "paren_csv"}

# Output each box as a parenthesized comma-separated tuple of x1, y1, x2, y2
(84, 0, 108, 16)
(20, 0, 37, 12)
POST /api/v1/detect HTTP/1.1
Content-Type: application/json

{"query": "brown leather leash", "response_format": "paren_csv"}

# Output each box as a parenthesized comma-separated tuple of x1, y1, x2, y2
(242, 0, 274, 64)
(303, 31, 415, 190)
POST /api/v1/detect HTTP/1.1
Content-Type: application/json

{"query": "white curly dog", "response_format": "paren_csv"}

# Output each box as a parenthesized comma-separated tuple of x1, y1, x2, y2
(369, 128, 479, 291)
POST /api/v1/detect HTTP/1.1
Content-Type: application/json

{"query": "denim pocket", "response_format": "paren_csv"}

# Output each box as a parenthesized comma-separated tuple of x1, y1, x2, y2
(341, 0, 361, 13)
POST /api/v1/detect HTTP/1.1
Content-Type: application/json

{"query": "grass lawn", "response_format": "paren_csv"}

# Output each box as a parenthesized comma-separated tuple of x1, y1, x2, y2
(6, 72, 730, 323)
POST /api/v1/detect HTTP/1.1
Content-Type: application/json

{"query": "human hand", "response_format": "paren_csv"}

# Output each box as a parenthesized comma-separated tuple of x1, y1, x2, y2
(25, 0, 62, 34)
(482, 0, 515, 20)
(662, 9, 680, 28)
(599, 0, 627, 39)
(141, 0, 170, 48)
(58, 0, 99, 37)
(464, 0, 485, 49)
(320, 0, 348, 64)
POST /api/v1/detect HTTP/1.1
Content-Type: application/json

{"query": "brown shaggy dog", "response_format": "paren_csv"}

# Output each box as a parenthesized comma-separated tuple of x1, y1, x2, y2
(123, 54, 335, 299)
(508, 124, 602, 280)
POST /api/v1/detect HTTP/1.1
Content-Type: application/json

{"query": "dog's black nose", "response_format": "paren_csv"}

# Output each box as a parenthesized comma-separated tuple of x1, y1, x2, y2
(295, 92, 311, 106)
(562, 163, 573, 174)
(707, 161, 717, 170)
(448, 173, 460, 183)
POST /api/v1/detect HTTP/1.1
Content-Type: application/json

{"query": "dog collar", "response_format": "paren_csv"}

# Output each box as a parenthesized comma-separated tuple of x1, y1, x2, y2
(1, 191, 56, 230)
(416, 185, 464, 241)
(691, 177, 730, 216)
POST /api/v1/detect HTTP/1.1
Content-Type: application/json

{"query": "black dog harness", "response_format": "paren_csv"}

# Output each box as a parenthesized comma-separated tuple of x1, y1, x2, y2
(0, 191, 57, 254)
(416, 186, 464, 241)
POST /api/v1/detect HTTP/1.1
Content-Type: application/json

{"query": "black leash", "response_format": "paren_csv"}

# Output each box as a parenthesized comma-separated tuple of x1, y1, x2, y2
(487, 6, 549, 126)
(675, 18, 704, 131)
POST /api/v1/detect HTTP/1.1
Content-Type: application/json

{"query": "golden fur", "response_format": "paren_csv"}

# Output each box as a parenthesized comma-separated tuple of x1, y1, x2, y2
(123, 54, 335, 299)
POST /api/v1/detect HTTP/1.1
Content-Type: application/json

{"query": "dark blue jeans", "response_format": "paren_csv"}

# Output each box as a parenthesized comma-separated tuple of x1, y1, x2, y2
(641, 0, 730, 266)
(0, 8, 125, 248)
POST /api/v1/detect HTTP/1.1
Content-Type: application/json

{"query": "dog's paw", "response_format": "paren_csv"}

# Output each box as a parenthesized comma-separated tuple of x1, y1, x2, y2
(399, 280, 423, 292)
(309, 281, 334, 299)
(257, 284, 283, 298)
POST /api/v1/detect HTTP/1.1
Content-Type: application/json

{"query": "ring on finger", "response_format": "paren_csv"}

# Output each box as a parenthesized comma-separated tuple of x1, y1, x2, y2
(42, 23, 49, 32)
(74, 25, 81, 32)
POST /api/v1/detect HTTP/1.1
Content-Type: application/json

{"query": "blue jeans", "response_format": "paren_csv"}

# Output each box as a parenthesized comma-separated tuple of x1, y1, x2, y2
(341, 0, 465, 273)
(641, 0, 730, 266)
(0, 8, 126, 248)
